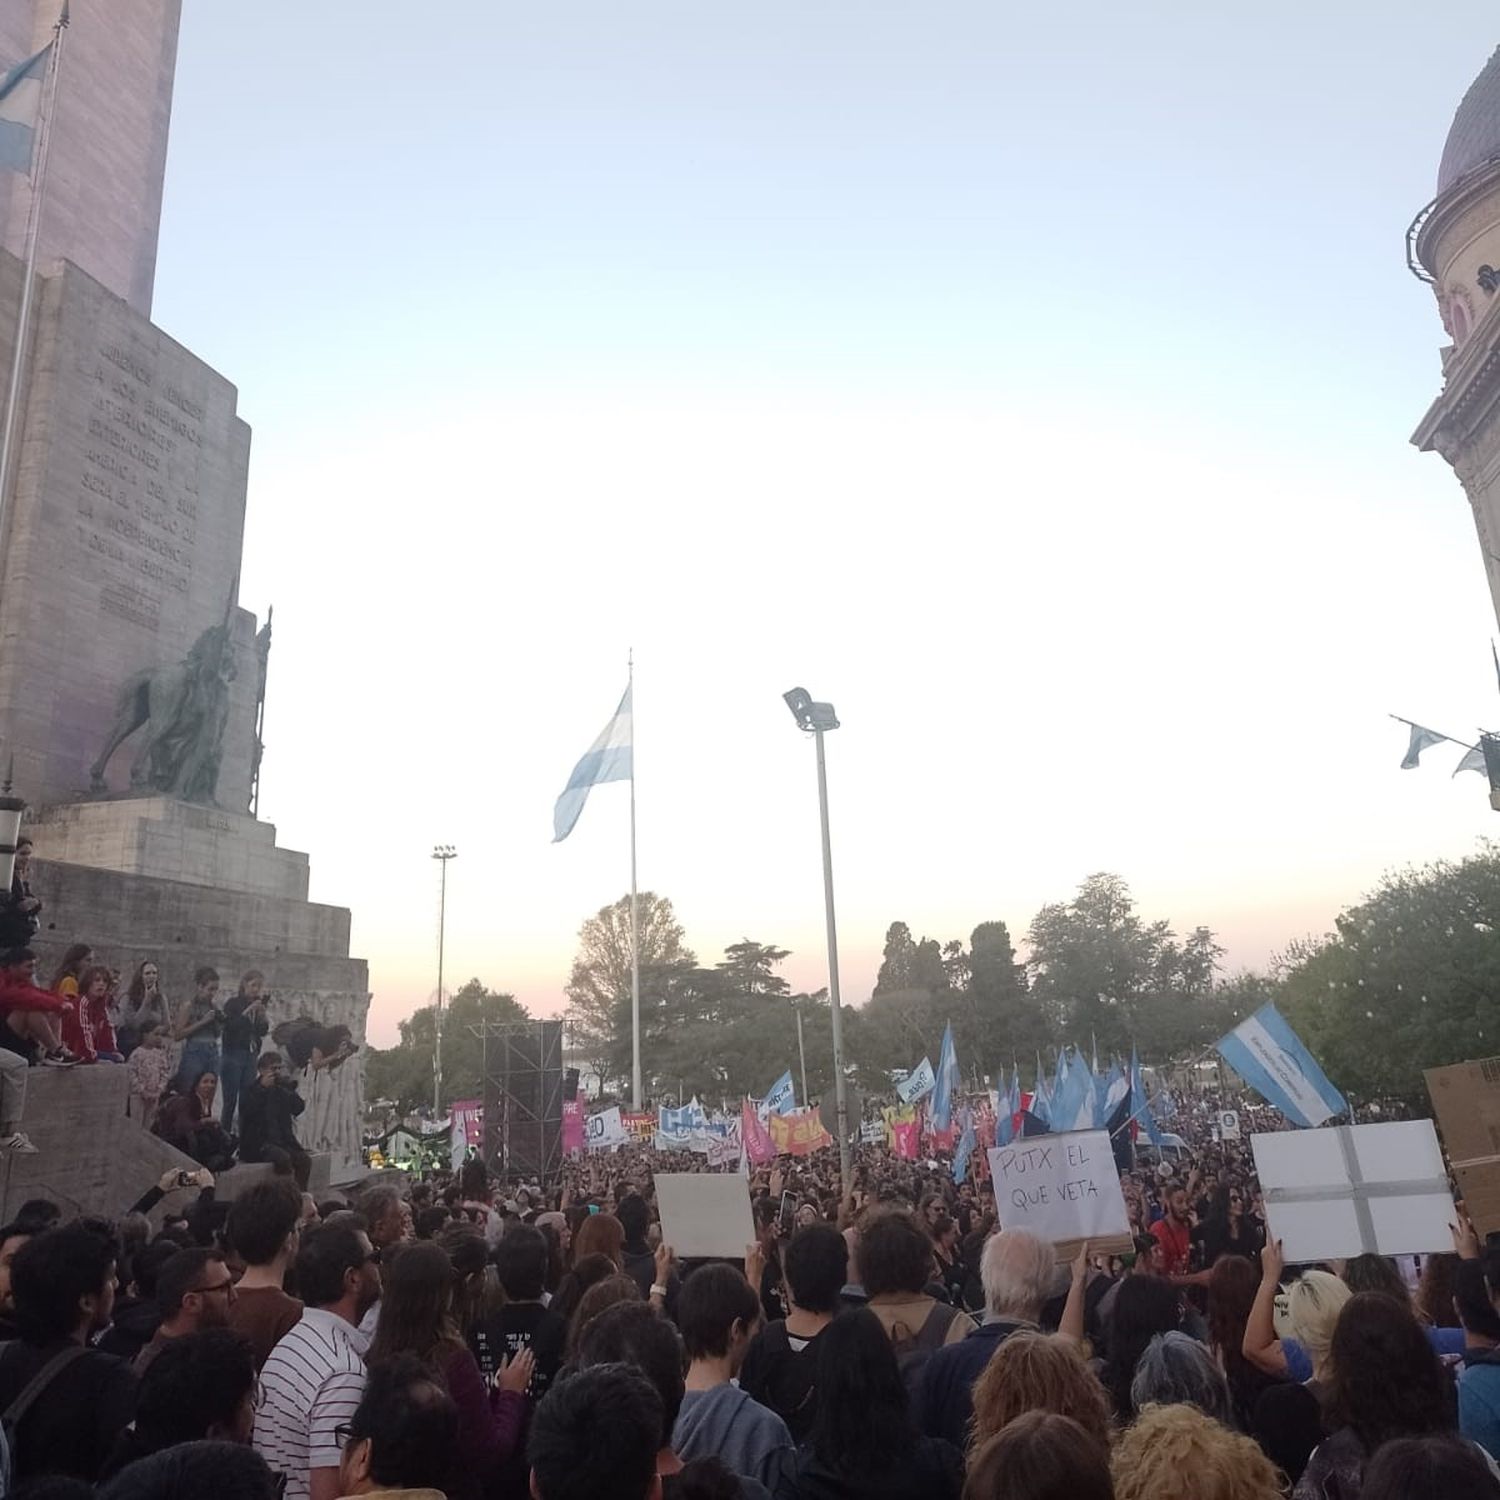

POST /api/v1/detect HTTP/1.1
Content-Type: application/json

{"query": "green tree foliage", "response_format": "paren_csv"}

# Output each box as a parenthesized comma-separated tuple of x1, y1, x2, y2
(875, 922, 917, 993)
(1278, 848, 1500, 1103)
(564, 892, 694, 1092)
(365, 979, 530, 1112)
(1025, 873, 1224, 1057)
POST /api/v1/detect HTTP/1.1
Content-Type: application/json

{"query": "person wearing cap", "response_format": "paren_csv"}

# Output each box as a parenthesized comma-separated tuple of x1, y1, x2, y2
(238, 1051, 311, 1189)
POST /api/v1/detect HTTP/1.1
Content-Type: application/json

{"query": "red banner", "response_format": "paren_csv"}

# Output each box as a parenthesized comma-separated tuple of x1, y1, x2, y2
(742, 1097, 776, 1165)
(768, 1105, 833, 1157)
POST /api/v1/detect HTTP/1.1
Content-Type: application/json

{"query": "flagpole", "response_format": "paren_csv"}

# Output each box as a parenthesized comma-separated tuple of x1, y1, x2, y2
(629, 650, 641, 1112)
(0, 5, 66, 570)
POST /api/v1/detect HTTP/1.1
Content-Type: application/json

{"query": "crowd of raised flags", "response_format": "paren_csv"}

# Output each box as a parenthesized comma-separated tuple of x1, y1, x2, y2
(450, 993, 1349, 1180)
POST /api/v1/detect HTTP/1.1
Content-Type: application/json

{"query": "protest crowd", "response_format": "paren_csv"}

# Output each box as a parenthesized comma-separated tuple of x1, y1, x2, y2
(0, 1020, 1493, 1500)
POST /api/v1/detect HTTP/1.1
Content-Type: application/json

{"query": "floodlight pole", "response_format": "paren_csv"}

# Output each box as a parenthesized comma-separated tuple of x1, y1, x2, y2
(812, 726, 853, 1197)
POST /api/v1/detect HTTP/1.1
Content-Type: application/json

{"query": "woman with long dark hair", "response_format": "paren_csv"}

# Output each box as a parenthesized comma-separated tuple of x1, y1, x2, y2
(152, 1071, 235, 1170)
(118, 960, 171, 1058)
(793, 1306, 962, 1499)
(1294, 1292, 1458, 1500)
(1197, 1183, 1264, 1268)
(1207, 1255, 1281, 1429)
(1100, 1274, 1181, 1421)
(365, 1241, 533, 1500)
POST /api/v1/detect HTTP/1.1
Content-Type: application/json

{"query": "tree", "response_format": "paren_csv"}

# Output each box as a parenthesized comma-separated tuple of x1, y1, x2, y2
(875, 922, 917, 993)
(365, 979, 530, 1112)
(564, 892, 694, 1093)
(1278, 847, 1500, 1103)
(963, 919, 1034, 1077)
(1025, 873, 1223, 1057)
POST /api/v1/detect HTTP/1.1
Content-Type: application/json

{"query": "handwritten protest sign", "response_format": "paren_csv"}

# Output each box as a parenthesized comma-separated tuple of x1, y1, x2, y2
(986, 1129, 1131, 1258)
(655, 1173, 756, 1259)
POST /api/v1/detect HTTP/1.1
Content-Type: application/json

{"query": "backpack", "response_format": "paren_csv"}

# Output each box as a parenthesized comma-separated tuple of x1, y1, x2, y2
(889, 1300, 967, 1397)
(0, 1342, 88, 1497)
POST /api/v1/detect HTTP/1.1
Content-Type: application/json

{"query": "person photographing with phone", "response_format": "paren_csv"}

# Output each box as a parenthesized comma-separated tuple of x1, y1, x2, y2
(238, 1050, 310, 1189)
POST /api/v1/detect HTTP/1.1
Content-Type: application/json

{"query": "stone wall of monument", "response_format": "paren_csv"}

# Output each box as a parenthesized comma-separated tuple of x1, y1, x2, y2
(0, 253, 258, 811)
(0, 0, 181, 317)
(28, 856, 371, 1181)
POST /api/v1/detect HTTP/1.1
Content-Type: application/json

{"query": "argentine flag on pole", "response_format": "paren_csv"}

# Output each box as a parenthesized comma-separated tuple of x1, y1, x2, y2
(1215, 1003, 1347, 1128)
(0, 43, 51, 176)
(931, 1022, 960, 1132)
(552, 684, 632, 842)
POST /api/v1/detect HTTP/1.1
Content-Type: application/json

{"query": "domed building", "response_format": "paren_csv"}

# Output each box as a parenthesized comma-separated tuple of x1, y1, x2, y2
(1411, 45, 1500, 628)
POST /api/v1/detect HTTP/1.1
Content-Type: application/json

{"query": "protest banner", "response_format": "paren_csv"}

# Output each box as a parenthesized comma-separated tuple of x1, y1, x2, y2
(768, 1105, 832, 1157)
(1218, 1110, 1241, 1141)
(1426, 1058, 1500, 1237)
(986, 1129, 1132, 1259)
(586, 1105, 631, 1152)
(741, 1097, 776, 1165)
(655, 1172, 756, 1259)
(757, 1071, 797, 1123)
(562, 1100, 585, 1156)
(449, 1098, 483, 1171)
(860, 1119, 886, 1145)
(897, 1058, 936, 1106)
(1251, 1119, 1453, 1260)
(707, 1118, 743, 1169)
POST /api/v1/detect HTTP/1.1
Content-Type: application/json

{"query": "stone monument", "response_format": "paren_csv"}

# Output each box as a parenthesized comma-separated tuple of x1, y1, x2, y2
(0, 5, 369, 1183)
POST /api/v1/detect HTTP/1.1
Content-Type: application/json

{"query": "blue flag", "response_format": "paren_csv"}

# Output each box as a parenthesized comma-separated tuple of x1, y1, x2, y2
(1215, 1003, 1347, 1128)
(953, 1110, 977, 1184)
(0, 43, 51, 176)
(1030, 1058, 1052, 1128)
(995, 1064, 1020, 1147)
(553, 684, 633, 842)
(932, 1023, 960, 1132)
(1130, 1046, 1164, 1149)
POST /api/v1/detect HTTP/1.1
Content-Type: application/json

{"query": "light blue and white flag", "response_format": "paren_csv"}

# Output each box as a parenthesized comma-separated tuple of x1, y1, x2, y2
(896, 1057, 936, 1106)
(0, 43, 50, 176)
(1455, 744, 1487, 777)
(1053, 1048, 1095, 1132)
(552, 684, 632, 842)
(1215, 1003, 1347, 1128)
(1129, 1046, 1164, 1148)
(757, 1070, 796, 1123)
(995, 1065, 1021, 1147)
(953, 1109, 977, 1184)
(1030, 1057, 1052, 1128)
(932, 1023, 960, 1132)
(655, 1097, 706, 1150)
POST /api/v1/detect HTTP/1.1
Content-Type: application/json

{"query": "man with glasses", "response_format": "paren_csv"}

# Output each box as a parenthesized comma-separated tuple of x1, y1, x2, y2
(134, 1246, 236, 1373)
(256, 1222, 381, 1500)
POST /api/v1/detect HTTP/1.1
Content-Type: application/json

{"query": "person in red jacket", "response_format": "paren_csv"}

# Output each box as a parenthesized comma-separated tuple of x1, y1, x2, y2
(61, 965, 122, 1064)
(0, 947, 75, 1067)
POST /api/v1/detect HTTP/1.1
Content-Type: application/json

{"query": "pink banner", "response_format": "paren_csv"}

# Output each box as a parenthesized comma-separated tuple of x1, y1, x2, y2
(562, 1099, 585, 1156)
(892, 1120, 920, 1160)
(742, 1096, 776, 1165)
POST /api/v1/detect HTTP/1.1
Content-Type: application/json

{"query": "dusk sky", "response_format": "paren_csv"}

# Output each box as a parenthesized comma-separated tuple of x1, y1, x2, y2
(150, 4, 1499, 1047)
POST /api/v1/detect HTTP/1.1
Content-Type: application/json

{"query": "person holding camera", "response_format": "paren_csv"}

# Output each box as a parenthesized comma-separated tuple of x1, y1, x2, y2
(239, 1051, 311, 1189)
(172, 967, 224, 1094)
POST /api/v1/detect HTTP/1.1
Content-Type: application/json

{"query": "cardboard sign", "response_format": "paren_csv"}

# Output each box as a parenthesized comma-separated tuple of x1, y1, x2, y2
(1252, 1119, 1453, 1261)
(1218, 1110, 1241, 1141)
(654, 1173, 756, 1260)
(986, 1130, 1131, 1258)
(1426, 1058, 1500, 1237)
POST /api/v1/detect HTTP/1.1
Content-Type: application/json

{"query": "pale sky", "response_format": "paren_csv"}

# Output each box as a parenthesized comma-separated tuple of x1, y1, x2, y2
(150, 3, 1500, 1047)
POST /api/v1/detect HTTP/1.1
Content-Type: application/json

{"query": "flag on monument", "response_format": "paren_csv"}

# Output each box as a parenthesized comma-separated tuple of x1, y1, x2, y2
(1399, 722, 1447, 769)
(1215, 1003, 1347, 1128)
(552, 684, 632, 842)
(1454, 744, 1487, 776)
(0, 43, 51, 176)
(931, 1023, 959, 1131)
(896, 1057, 935, 1106)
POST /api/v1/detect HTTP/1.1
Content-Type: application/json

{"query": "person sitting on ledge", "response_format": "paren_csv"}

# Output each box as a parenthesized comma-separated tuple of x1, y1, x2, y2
(238, 1052, 310, 1190)
(154, 1071, 236, 1173)
(62, 965, 124, 1064)
(0, 946, 77, 1068)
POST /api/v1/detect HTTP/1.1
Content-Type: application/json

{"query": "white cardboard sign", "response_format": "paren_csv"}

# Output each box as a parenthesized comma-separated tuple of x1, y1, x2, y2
(654, 1173, 757, 1260)
(987, 1130, 1130, 1247)
(1252, 1119, 1453, 1261)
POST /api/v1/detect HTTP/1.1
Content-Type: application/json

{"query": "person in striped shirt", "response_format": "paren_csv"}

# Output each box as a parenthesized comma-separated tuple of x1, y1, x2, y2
(254, 1221, 381, 1500)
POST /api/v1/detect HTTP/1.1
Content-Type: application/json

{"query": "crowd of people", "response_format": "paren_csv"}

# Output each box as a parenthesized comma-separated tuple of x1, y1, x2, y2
(0, 1109, 1488, 1500)
(0, 835, 357, 1182)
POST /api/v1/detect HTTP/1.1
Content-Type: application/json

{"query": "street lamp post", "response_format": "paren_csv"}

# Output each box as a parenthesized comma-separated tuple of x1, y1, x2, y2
(792, 997, 809, 1109)
(431, 844, 457, 1115)
(783, 688, 853, 1198)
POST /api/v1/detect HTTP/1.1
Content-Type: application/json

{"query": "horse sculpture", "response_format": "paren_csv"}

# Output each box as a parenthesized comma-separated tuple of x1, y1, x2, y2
(89, 589, 238, 805)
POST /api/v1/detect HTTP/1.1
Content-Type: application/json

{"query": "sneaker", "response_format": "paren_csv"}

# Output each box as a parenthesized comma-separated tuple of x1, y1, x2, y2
(0, 1133, 38, 1154)
(40, 1050, 76, 1068)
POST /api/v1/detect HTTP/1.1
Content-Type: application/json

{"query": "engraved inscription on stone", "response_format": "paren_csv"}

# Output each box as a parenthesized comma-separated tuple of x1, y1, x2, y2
(76, 332, 206, 610)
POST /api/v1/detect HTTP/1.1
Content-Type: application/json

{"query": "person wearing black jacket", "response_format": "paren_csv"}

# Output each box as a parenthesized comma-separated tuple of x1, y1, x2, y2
(219, 972, 271, 1135)
(237, 1051, 309, 1188)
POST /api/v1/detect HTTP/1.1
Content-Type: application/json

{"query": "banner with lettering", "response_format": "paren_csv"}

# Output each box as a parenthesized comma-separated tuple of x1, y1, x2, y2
(562, 1100, 585, 1156)
(897, 1057, 936, 1106)
(586, 1106, 631, 1152)
(623, 1112, 656, 1142)
(768, 1105, 833, 1158)
(707, 1118, 743, 1169)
